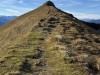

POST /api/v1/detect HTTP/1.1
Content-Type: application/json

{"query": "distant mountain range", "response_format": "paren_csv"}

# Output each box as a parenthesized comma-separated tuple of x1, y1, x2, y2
(82, 19, 92, 22)
(90, 19, 100, 24)
(82, 19, 100, 24)
(0, 16, 17, 26)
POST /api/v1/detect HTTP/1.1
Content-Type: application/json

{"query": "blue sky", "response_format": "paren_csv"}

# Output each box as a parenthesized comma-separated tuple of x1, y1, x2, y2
(0, 0, 100, 19)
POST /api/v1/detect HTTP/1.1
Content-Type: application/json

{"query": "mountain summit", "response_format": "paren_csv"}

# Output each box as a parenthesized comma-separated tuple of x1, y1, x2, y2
(44, 1, 55, 7)
(0, 1, 100, 75)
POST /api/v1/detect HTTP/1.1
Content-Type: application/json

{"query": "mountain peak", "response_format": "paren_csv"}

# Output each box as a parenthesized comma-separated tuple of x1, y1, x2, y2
(0, 1, 100, 75)
(44, 0, 55, 7)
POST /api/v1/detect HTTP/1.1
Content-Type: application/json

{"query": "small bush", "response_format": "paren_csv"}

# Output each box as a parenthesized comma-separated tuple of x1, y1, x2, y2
(19, 60, 32, 73)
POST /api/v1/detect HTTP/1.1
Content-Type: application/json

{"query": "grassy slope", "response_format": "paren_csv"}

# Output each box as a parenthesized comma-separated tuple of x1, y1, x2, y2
(0, 2, 100, 75)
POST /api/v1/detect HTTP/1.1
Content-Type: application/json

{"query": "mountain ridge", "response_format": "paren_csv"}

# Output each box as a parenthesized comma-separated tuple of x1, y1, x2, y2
(0, 1, 100, 75)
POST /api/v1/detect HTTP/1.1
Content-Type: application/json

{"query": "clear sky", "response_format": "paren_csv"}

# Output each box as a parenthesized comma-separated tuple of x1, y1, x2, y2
(0, 0, 100, 19)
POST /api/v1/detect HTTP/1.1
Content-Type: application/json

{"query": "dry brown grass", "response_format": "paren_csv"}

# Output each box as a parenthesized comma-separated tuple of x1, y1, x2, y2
(0, 1, 100, 75)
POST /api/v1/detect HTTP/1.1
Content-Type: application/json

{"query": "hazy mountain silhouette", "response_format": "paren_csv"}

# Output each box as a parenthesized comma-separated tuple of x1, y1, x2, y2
(90, 19, 100, 24)
(0, 16, 16, 26)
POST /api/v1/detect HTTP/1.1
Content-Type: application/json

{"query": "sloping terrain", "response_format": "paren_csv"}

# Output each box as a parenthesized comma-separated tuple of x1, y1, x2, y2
(0, 1, 100, 75)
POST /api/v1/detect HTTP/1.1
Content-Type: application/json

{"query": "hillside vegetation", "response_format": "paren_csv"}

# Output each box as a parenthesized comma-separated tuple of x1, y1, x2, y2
(0, 1, 100, 75)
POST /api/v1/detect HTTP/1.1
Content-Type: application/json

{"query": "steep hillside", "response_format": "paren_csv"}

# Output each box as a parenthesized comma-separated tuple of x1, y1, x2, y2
(0, 1, 100, 75)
